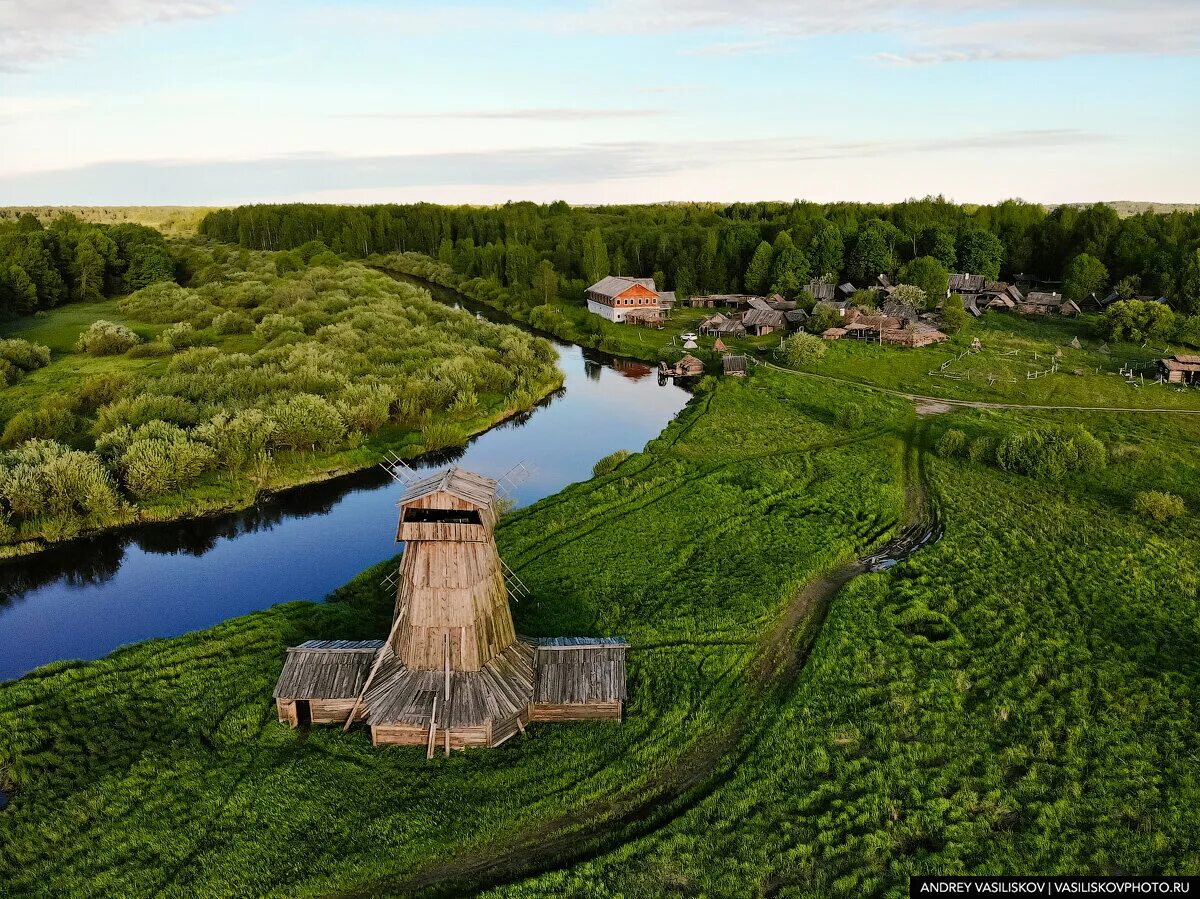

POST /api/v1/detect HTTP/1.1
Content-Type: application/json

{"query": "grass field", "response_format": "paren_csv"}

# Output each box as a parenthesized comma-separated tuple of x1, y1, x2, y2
(1, 361, 1197, 896)
(0, 206, 214, 236)
(0, 369, 911, 897)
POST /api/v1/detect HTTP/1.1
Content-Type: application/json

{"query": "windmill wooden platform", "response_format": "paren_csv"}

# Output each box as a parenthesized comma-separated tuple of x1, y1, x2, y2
(273, 466, 628, 753)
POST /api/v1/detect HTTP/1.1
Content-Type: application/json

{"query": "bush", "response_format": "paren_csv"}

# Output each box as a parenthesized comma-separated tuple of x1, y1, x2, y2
(78, 373, 135, 411)
(1132, 491, 1186, 522)
(194, 410, 274, 471)
(935, 429, 967, 459)
(781, 331, 828, 367)
(76, 320, 141, 356)
(254, 313, 305, 342)
(161, 322, 200, 349)
(96, 394, 199, 432)
(126, 340, 174, 358)
(837, 403, 867, 430)
(0, 440, 120, 522)
(995, 426, 1106, 479)
(267, 394, 345, 451)
(1, 405, 78, 446)
(120, 435, 215, 498)
(213, 310, 253, 334)
(0, 338, 51, 372)
(593, 449, 631, 477)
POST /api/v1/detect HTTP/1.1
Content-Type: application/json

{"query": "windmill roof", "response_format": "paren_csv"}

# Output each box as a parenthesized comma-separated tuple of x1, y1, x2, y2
(398, 466, 498, 509)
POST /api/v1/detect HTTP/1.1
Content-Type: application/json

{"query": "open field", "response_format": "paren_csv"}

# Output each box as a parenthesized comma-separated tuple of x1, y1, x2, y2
(2, 364, 1197, 896)
(770, 311, 1200, 412)
(0, 369, 910, 897)
(0, 207, 214, 237)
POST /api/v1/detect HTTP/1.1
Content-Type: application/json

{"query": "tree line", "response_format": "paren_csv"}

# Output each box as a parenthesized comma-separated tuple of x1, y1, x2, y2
(200, 199, 1200, 314)
(0, 213, 174, 317)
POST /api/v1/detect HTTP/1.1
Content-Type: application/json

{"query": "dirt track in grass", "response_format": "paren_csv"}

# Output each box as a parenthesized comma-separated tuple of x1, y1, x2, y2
(335, 432, 940, 899)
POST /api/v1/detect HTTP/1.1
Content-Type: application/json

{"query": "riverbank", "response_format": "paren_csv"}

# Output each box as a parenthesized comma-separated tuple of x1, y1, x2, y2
(0, 252, 564, 559)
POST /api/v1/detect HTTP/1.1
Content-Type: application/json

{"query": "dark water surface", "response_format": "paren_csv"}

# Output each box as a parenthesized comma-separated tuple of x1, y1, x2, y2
(0, 278, 690, 681)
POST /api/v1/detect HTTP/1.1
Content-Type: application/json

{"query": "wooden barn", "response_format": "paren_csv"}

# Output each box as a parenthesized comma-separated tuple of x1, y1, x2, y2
(722, 354, 749, 377)
(274, 466, 628, 754)
(742, 308, 787, 336)
(1161, 354, 1200, 386)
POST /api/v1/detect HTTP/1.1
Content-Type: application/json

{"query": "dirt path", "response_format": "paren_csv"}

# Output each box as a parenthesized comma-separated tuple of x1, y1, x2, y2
(751, 357, 1200, 415)
(336, 435, 939, 899)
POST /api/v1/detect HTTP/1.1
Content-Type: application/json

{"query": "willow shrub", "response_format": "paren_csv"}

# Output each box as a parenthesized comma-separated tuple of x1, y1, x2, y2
(0, 249, 561, 546)
(75, 320, 141, 356)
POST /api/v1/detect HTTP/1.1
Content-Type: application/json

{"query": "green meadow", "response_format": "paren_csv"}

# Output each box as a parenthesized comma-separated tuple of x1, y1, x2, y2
(2, 362, 1197, 896)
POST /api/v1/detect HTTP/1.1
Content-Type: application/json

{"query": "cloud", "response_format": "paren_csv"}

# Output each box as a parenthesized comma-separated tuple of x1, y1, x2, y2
(0, 0, 231, 71)
(336, 108, 670, 121)
(678, 40, 774, 57)
(0, 130, 1106, 205)
(635, 84, 707, 94)
(0, 96, 86, 118)
(554, 0, 1200, 64)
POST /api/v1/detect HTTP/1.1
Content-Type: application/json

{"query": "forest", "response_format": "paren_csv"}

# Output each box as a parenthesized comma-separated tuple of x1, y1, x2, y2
(199, 199, 1200, 314)
(0, 213, 175, 316)
(0, 242, 561, 553)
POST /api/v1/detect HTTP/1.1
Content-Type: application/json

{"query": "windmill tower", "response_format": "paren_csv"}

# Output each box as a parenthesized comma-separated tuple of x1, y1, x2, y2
(274, 465, 628, 754)
(389, 467, 516, 670)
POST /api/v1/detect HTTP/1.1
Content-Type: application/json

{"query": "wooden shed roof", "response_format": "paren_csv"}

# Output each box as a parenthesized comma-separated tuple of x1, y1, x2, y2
(398, 466, 498, 509)
(743, 308, 787, 328)
(805, 280, 836, 301)
(534, 640, 628, 705)
(273, 640, 385, 700)
(1164, 355, 1200, 372)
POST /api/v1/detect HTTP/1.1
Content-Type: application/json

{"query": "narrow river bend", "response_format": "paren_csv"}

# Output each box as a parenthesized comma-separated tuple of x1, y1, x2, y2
(0, 278, 690, 681)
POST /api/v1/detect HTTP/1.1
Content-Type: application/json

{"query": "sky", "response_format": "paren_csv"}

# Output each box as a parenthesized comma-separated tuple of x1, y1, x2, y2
(1, 0, 1198, 206)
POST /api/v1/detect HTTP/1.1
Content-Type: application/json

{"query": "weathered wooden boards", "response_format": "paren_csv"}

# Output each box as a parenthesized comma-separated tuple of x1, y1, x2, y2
(273, 465, 629, 752)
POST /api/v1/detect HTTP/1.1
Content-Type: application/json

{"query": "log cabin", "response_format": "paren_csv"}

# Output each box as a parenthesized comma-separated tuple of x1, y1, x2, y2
(274, 466, 628, 753)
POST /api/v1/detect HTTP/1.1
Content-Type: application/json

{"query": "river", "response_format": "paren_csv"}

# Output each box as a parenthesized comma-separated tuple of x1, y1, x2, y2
(0, 277, 690, 681)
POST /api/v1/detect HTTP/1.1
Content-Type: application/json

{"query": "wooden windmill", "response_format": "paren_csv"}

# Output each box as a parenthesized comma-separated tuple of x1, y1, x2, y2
(274, 465, 628, 754)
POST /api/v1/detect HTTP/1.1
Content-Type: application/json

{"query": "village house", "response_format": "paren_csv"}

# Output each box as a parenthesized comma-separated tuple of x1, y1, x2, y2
(1017, 291, 1070, 315)
(661, 354, 705, 378)
(698, 312, 747, 339)
(883, 322, 949, 348)
(948, 272, 987, 297)
(821, 327, 848, 340)
(585, 276, 674, 323)
(1160, 354, 1200, 386)
(742, 307, 788, 336)
(688, 294, 760, 309)
(814, 299, 853, 319)
(804, 280, 837, 303)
